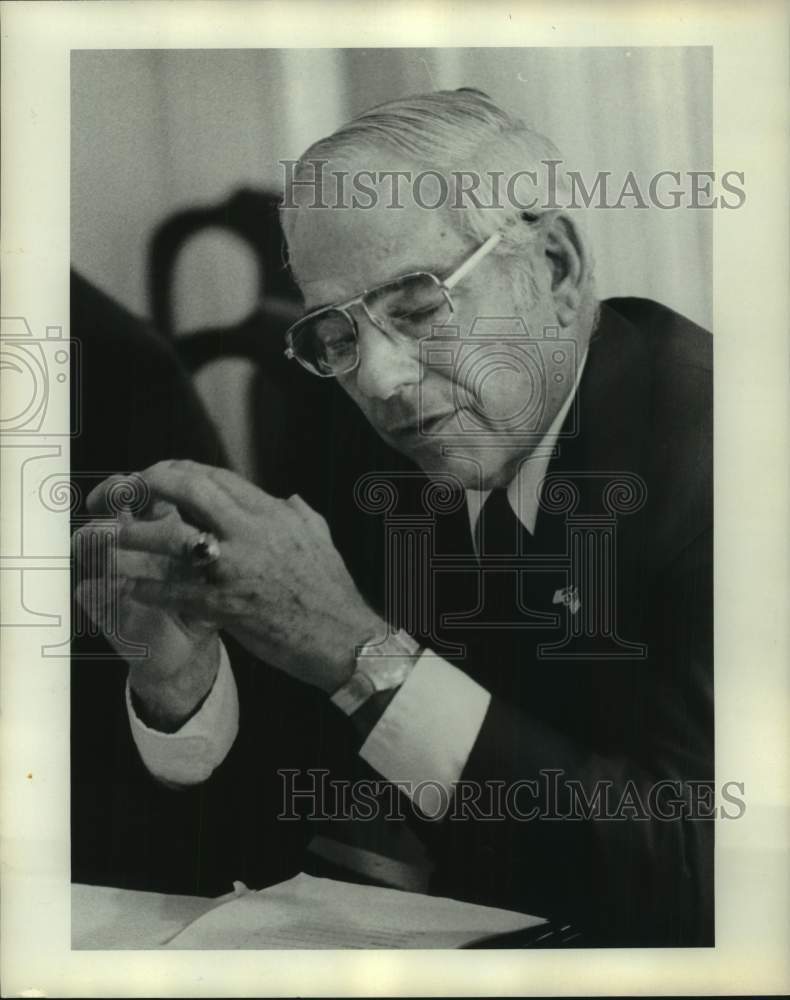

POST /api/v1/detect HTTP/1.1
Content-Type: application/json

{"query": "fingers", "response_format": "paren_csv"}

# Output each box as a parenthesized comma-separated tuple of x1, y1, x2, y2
(286, 494, 313, 518)
(143, 499, 180, 521)
(73, 520, 184, 582)
(198, 463, 279, 511)
(86, 463, 283, 543)
(74, 577, 113, 629)
(86, 473, 151, 516)
(140, 461, 277, 528)
(131, 577, 224, 619)
(85, 465, 227, 529)
(116, 510, 199, 559)
(139, 464, 229, 531)
(286, 494, 332, 541)
(74, 575, 139, 632)
(115, 548, 174, 582)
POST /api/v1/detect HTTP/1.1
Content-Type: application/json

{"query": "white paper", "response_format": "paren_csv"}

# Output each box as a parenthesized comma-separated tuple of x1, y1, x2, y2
(71, 883, 222, 950)
(163, 873, 545, 950)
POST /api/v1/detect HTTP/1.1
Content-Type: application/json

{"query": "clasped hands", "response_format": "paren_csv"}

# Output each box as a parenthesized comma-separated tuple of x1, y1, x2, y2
(73, 460, 386, 728)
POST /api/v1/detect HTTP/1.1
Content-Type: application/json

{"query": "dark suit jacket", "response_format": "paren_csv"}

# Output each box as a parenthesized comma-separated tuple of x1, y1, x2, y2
(417, 297, 713, 946)
(73, 292, 712, 948)
(69, 270, 229, 883)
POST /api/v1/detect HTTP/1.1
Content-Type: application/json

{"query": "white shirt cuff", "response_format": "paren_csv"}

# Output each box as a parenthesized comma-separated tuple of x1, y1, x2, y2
(126, 640, 239, 786)
(359, 650, 491, 819)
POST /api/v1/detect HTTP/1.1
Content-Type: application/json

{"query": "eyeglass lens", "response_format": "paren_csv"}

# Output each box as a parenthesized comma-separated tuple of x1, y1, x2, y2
(292, 273, 452, 375)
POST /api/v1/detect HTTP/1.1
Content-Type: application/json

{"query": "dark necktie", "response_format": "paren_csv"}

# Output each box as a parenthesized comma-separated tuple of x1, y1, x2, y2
(475, 488, 530, 558)
(471, 489, 534, 639)
(431, 489, 539, 680)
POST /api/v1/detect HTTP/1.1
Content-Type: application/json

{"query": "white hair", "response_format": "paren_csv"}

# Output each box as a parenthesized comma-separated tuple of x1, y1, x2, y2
(281, 88, 596, 316)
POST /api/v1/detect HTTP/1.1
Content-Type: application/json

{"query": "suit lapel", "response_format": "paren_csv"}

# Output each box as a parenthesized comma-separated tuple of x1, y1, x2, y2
(536, 301, 654, 535)
(458, 306, 652, 671)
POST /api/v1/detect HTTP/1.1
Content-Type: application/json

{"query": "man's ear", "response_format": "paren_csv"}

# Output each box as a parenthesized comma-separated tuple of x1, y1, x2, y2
(537, 211, 589, 328)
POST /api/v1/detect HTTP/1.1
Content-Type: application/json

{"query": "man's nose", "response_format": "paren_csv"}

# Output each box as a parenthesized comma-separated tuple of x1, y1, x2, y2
(351, 310, 421, 400)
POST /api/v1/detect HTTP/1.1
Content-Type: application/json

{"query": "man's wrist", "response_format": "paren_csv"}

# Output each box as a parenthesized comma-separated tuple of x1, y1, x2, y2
(316, 609, 388, 695)
(330, 628, 422, 716)
(128, 637, 221, 733)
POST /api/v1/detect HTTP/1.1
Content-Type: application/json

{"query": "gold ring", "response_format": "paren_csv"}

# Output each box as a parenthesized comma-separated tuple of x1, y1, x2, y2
(187, 531, 221, 568)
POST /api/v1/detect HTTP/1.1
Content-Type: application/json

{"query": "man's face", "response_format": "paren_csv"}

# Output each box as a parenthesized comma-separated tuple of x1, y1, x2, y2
(288, 159, 571, 490)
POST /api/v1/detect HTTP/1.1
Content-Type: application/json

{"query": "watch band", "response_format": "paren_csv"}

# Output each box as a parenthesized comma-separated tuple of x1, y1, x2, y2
(330, 628, 421, 716)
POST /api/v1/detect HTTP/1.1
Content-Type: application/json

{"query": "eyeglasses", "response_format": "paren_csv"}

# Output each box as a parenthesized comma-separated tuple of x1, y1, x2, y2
(284, 231, 503, 377)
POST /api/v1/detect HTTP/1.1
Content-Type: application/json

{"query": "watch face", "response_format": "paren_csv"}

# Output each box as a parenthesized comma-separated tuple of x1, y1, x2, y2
(353, 630, 421, 699)
(359, 629, 421, 659)
(358, 656, 415, 691)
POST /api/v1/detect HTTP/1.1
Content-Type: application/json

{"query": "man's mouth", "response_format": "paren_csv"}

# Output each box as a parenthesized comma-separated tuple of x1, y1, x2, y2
(388, 410, 457, 438)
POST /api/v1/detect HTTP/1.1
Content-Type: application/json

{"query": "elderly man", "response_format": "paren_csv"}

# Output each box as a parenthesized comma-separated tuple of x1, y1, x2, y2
(76, 89, 713, 946)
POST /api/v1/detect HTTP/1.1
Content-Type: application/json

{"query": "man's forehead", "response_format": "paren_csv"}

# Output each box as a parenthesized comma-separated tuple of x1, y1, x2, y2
(287, 194, 464, 306)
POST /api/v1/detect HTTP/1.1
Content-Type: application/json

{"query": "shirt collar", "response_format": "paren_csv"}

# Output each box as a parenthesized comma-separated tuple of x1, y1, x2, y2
(466, 347, 588, 547)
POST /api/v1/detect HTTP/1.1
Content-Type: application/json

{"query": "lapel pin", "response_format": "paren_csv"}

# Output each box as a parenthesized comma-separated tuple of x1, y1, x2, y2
(553, 585, 581, 615)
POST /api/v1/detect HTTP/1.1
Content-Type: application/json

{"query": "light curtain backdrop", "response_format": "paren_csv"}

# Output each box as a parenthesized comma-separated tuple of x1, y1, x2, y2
(72, 47, 712, 474)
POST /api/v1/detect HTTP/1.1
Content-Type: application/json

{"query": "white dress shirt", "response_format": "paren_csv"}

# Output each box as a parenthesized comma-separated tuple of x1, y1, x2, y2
(128, 352, 587, 816)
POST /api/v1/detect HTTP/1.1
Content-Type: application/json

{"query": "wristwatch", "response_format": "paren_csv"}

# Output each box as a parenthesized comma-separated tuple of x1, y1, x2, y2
(330, 628, 422, 716)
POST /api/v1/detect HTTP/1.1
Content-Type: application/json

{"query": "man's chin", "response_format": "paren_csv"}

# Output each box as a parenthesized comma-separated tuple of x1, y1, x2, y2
(411, 444, 516, 492)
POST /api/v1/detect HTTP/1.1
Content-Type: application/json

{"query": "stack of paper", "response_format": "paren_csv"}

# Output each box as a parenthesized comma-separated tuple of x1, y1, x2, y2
(72, 883, 219, 949)
(164, 873, 544, 950)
